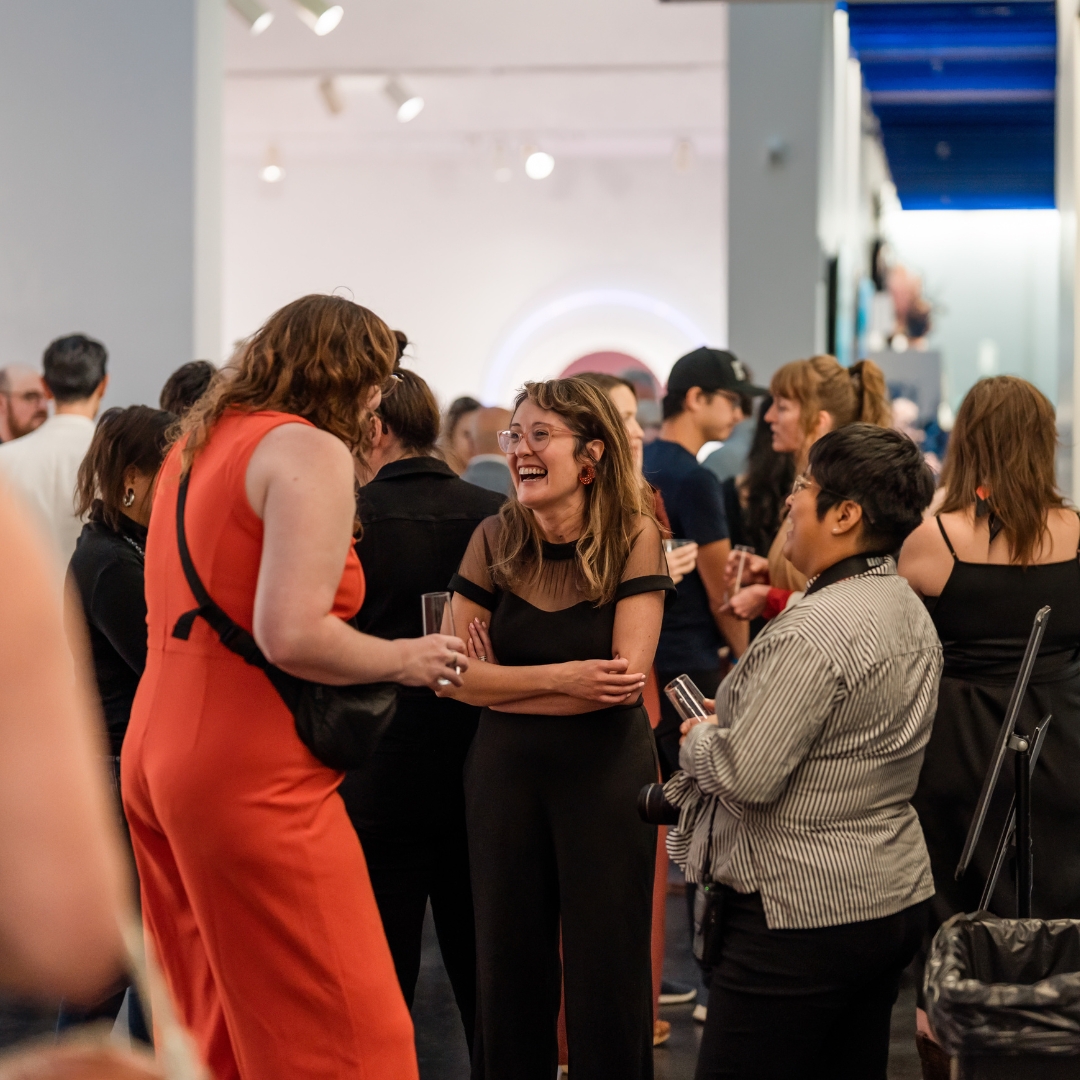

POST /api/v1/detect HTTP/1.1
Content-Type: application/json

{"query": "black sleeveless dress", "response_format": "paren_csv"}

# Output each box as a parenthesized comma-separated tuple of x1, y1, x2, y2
(449, 517, 673, 1080)
(913, 516, 1080, 955)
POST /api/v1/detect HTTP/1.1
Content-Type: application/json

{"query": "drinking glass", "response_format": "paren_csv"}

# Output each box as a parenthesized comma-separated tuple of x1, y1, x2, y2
(421, 591, 456, 685)
(732, 544, 756, 595)
(663, 538, 694, 554)
(664, 675, 709, 723)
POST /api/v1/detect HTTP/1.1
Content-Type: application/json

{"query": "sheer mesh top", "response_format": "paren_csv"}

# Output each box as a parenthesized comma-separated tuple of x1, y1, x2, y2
(449, 515, 673, 668)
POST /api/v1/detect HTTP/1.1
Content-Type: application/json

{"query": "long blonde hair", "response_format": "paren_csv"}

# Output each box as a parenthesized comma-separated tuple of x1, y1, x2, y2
(491, 378, 655, 605)
(770, 355, 891, 465)
(939, 376, 1064, 565)
(178, 294, 397, 473)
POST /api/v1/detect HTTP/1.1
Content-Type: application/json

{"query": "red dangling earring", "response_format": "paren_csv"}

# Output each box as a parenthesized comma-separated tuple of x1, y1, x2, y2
(579, 464, 596, 485)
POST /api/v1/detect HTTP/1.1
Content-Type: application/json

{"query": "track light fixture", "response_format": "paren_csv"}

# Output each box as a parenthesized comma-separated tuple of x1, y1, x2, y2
(293, 0, 344, 36)
(384, 77, 425, 123)
(319, 77, 345, 115)
(260, 146, 284, 183)
(228, 0, 274, 34)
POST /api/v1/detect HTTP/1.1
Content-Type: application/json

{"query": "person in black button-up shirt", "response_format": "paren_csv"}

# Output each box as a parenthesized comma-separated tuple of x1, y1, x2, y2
(339, 369, 503, 1050)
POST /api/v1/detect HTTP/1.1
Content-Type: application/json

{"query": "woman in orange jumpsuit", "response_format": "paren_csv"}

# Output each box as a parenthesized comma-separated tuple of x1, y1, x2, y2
(121, 295, 468, 1080)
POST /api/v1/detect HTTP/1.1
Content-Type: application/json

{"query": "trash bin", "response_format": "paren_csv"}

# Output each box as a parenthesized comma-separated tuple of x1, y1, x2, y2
(925, 912, 1080, 1079)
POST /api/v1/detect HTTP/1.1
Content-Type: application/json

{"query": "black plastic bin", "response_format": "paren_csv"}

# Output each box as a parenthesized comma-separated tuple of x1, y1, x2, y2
(925, 912, 1080, 1078)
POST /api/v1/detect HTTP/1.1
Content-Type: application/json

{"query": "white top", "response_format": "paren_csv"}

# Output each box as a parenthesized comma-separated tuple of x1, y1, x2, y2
(0, 413, 95, 572)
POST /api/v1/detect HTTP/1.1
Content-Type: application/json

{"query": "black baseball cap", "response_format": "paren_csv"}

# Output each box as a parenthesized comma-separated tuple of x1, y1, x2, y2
(666, 347, 767, 398)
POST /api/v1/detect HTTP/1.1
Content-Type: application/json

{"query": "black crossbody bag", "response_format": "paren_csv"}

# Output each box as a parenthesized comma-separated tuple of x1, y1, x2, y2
(170, 467, 397, 770)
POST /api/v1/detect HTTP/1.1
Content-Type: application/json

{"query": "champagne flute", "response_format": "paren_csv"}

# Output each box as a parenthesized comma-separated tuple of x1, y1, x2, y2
(422, 591, 457, 686)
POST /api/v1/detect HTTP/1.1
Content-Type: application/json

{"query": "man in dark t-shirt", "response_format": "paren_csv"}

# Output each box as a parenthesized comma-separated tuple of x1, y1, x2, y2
(643, 347, 766, 776)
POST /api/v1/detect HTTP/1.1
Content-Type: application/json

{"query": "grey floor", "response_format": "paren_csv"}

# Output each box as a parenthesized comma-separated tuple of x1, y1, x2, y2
(411, 870, 923, 1080)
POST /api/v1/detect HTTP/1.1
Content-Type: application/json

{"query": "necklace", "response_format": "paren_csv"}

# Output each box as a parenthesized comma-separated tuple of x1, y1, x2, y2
(122, 534, 145, 560)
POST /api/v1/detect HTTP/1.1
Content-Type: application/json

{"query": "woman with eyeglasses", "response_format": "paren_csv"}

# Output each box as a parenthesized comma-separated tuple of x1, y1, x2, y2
(441, 378, 673, 1079)
(121, 296, 465, 1080)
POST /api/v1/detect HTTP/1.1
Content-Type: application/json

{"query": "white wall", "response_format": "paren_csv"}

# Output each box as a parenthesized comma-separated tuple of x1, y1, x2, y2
(885, 210, 1061, 411)
(223, 152, 726, 407)
(0, 0, 222, 410)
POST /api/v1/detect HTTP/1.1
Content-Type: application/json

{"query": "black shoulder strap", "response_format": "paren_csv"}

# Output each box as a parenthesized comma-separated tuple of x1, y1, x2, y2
(936, 516, 958, 560)
(1075, 511, 1080, 558)
(171, 467, 270, 671)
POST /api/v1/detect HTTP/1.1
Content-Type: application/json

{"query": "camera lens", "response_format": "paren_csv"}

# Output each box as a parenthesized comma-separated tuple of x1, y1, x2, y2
(637, 783, 681, 825)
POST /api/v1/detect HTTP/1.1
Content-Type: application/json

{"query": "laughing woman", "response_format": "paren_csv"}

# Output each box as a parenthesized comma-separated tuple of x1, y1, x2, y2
(442, 378, 673, 1080)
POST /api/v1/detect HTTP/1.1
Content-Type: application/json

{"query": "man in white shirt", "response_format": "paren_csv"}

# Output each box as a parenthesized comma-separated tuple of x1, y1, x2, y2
(0, 335, 108, 570)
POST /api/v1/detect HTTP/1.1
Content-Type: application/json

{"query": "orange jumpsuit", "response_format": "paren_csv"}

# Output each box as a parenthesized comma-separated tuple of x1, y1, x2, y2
(122, 411, 418, 1080)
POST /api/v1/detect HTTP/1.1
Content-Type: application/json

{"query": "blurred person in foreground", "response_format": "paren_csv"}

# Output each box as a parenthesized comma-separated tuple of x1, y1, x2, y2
(121, 295, 467, 1080)
(341, 367, 503, 1048)
(899, 376, 1080, 1075)
(724, 356, 891, 642)
(0, 365, 48, 443)
(440, 395, 481, 475)
(445, 378, 674, 1078)
(159, 361, 216, 417)
(62, 406, 175, 1043)
(461, 406, 514, 495)
(0, 476, 129, 1005)
(668, 424, 939, 1080)
(643, 348, 765, 779)
(0, 335, 108, 570)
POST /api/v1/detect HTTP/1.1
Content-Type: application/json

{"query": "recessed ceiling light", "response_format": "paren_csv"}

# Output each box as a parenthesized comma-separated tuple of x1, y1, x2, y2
(293, 0, 344, 36)
(384, 77, 425, 123)
(525, 151, 555, 180)
(228, 0, 274, 34)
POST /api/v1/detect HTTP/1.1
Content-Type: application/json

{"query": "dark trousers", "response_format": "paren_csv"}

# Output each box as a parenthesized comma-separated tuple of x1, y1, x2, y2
(654, 668, 723, 780)
(466, 706, 657, 1080)
(340, 738, 477, 1050)
(697, 888, 927, 1080)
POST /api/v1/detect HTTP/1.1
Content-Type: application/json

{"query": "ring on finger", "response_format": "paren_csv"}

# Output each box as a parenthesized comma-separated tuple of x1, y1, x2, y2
(478, 654, 488, 662)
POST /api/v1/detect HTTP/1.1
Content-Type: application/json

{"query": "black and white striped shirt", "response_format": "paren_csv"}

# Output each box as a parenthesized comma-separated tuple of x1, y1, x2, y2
(666, 557, 942, 929)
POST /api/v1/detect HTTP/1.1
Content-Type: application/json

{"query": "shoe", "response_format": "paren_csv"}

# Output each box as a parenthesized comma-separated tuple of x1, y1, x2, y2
(692, 1003, 707, 1023)
(915, 1031, 951, 1080)
(658, 979, 697, 1005)
(653, 1019, 671, 1047)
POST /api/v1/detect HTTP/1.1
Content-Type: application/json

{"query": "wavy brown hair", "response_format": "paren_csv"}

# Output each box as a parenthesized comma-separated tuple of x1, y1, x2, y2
(939, 376, 1064, 565)
(491, 378, 656, 605)
(177, 294, 397, 473)
(771, 355, 891, 465)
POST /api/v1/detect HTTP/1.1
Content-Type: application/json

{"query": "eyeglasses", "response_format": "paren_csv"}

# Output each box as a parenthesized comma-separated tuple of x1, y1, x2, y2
(497, 426, 575, 454)
(790, 473, 874, 523)
(1, 391, 45, 405)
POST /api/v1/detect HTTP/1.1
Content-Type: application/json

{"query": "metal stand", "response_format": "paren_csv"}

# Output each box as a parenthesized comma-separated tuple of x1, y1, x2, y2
(957, 606, 1051, 915)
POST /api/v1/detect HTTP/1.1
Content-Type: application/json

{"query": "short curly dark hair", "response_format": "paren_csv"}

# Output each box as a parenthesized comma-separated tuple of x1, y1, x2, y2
(160, 360, 216, 415)
(807, 423, 935, 553)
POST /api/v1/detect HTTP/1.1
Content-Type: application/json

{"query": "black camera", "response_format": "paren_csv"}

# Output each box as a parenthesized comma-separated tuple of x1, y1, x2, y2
(637, 783, 681, 825)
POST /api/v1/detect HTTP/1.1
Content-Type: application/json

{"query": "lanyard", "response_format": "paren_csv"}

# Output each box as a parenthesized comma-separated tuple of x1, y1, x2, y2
(803, 552, 890, 597)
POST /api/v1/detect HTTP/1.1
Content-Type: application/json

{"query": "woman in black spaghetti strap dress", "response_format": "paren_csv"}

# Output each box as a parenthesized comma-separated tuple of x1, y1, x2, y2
(899, 377, 1080, 1052)
(441, 378, 673, 1080)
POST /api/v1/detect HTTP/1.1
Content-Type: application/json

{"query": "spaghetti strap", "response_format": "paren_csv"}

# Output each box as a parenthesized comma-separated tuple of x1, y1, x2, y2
(936, 516, 958, 560)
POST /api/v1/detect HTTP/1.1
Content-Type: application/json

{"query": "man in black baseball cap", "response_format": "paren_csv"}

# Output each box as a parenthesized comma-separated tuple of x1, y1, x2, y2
(643, 346, 767, 775)
(665, 346, 767, 403)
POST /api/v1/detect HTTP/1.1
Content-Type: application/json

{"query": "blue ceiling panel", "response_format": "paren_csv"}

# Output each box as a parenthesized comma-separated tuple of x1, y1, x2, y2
(847, 2, 1057, 210)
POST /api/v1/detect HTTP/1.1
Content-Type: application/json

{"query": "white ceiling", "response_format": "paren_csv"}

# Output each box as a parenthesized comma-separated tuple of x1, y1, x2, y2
(225, 0, 727, 162)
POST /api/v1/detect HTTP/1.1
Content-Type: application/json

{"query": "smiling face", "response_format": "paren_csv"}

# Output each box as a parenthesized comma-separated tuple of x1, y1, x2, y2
(506, 398, 603, 513)
(606, 384, 644, 472)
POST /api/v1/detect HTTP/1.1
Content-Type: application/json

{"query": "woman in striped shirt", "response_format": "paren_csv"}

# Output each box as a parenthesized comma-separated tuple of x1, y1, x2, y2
(667, 424, 940, 1080)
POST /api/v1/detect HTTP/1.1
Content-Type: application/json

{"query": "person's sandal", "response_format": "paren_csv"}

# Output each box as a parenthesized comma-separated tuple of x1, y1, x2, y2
(653, 1019, 672, 1047)
(915, 1030, 951, 1080)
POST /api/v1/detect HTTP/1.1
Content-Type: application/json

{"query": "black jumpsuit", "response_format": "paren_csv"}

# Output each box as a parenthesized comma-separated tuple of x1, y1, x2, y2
(450, 516, 673, 1080)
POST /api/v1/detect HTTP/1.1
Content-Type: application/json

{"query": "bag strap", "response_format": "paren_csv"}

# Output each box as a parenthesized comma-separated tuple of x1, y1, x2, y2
(171, 466, 270, 672)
